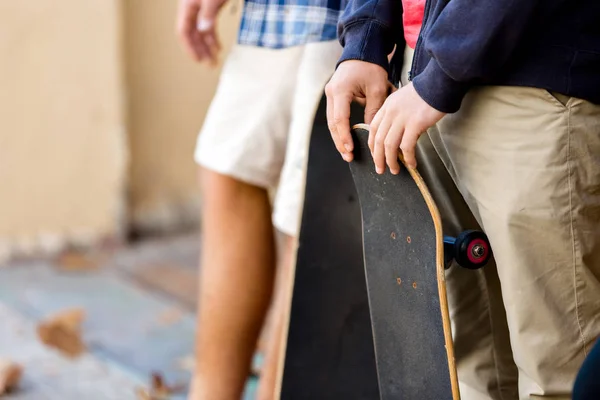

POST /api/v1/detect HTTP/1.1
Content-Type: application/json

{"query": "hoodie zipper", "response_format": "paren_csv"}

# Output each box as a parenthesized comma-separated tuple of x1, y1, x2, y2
(408, 0, 433, 81)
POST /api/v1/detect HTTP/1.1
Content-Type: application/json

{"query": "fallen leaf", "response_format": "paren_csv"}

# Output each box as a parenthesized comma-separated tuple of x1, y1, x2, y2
(0, 359, 22, 395)
(56, 250, 103, 271)
(134, 371, 187, 399)
(135, 387, 152, 400)
(154, 372, 186, 399)
(152, 373, 170, 398)
(37, 308, 86, 357)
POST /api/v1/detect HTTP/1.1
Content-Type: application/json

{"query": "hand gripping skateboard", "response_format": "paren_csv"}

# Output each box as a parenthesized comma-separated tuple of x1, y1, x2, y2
(348, 124, 491, 399)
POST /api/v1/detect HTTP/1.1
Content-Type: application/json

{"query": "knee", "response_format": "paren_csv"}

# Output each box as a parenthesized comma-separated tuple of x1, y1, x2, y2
(199, 166, 266, 205)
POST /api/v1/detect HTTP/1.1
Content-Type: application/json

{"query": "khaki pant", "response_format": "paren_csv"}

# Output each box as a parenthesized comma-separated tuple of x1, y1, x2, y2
(430, 86, 600, 399)
(417, 134, 520, 400)
(404, 48, 600, 398)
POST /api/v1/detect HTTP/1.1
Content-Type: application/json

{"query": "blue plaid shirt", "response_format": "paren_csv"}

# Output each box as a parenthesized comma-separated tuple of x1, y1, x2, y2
(238, 0, 346, 48)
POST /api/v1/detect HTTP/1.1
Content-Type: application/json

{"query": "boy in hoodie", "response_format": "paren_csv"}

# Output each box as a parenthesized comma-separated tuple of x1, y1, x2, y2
(326, 0, 600, 398)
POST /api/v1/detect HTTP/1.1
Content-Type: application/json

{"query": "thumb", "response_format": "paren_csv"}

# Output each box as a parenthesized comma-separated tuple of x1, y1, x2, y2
(364, 81, 394, 123)
(364, 91, 386, 124)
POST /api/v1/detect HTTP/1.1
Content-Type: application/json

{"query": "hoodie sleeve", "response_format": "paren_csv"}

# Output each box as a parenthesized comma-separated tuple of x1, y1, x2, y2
(336, 0, 405, 76)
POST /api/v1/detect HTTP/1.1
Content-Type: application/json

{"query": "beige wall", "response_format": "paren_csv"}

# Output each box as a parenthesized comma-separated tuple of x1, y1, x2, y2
(124, 0, 241, 234)
(0, 1, 127, 261)
(0, 1, 240, 261)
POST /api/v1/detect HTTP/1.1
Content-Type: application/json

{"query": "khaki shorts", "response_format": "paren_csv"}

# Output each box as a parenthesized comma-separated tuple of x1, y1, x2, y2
(194, 41, 342, 236)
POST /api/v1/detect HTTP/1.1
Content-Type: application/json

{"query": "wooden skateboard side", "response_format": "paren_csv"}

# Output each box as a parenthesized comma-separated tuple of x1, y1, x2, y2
(349, 124, 459, 399)
(274, 99, 379, 399)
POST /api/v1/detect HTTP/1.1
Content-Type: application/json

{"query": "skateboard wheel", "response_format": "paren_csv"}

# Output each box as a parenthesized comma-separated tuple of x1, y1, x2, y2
(453, 230, 491, 269)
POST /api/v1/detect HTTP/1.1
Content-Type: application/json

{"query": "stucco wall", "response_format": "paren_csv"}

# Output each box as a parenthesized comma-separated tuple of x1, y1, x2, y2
(0, 1, 127, 261)
(124, 0, 242, 234)
(0, 1, 241, 262)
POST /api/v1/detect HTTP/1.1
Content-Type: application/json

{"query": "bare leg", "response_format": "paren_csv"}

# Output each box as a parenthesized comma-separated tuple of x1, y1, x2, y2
(256, 234, 296, 400)
(189, 167, 277, 400)
(253, 231, 289, 377)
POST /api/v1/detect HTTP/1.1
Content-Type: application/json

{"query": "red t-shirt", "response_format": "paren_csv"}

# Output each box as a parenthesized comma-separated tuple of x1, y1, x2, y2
(402, 0, 425, 49)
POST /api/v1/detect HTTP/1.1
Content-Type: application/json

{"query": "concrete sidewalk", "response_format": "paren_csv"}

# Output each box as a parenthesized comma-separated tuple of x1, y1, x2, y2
(0, 232, 258, 399)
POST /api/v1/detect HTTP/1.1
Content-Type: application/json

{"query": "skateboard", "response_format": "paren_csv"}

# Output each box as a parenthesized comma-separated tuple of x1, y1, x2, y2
(347, 124, 491, 399)
(275, 97, 380, 399)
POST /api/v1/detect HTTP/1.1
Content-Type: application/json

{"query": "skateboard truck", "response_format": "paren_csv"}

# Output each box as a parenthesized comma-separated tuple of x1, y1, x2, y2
(443, 230, 492, 270)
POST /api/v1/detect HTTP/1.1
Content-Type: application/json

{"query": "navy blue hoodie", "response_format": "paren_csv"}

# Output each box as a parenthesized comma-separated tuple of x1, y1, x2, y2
(337, 0, 600, 113)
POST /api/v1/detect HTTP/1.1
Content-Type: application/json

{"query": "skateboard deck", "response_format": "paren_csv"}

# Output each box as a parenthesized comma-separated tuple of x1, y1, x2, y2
(276, 97, 380, 399)
(348, 124, 460, 399)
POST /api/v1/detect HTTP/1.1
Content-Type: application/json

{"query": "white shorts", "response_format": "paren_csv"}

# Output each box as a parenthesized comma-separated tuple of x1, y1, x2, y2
(194, 41, 342, 236)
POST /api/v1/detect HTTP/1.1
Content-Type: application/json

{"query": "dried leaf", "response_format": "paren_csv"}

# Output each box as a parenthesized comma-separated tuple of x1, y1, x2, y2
(150, 372, 186, 399)
(0, 359, 22, 395)
(56, 250, 103, 271)
(135, 372, 187, 399)
(37, 308, 86, 357)
(135, 387, 152, 400)
(152, 372, 168, 396)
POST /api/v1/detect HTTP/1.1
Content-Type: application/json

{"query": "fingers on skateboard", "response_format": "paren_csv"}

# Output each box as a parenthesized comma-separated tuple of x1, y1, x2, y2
(348, 124, 460, 399)
(348, 122, 493, 271)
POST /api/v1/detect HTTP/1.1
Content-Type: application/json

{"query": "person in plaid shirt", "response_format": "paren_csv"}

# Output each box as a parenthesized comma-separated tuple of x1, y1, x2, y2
(177, 0, 346, 398)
